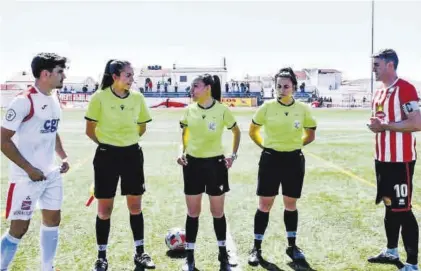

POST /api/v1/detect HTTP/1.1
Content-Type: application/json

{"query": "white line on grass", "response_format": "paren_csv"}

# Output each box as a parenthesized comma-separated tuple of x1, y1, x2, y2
(226, 221, 242, 271)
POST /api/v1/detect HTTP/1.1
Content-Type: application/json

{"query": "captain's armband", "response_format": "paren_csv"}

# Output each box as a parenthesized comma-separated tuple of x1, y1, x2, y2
(402, 101, 420, 115)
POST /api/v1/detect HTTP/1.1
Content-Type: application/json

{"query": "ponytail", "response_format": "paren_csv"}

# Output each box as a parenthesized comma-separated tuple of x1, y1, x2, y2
(100, 59, 115, 90)
(211, 75, 221, 102)
(197, 74, 222, 102)
(99, 59, 131, 90)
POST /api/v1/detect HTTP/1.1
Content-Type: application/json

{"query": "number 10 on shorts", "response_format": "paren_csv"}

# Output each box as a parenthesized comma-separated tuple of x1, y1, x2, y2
(394, 184, 408, 198)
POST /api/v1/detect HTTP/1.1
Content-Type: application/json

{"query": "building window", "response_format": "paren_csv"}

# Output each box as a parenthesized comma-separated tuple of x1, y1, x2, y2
(180, 76, 187, 82)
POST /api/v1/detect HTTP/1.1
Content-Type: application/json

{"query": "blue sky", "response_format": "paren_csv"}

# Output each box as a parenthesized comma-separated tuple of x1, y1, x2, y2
(1, 0, 420, 83)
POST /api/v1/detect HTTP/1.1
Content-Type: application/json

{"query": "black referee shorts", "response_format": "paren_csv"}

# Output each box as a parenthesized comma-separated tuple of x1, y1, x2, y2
(183, 154, 229, 196)
(257, 148, 305, 198)
(93, 143, 145, 199)
(375, 160, 415, 211)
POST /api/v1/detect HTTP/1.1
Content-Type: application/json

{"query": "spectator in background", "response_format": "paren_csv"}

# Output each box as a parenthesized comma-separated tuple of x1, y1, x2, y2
(300, 83, 305, 93)
(225, 82, 229, 93)
(164, 82, 168, 93)
(240, 82, 245, 92)
(174, 82, 178, 92)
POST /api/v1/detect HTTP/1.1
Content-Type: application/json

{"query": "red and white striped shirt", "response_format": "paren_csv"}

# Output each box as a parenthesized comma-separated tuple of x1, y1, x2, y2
(372, 78, 419, 162)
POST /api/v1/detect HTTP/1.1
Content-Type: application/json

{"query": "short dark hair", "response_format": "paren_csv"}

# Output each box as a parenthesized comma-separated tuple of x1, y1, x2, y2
(195, 74, 222, 101)
(100, 59, 131, 90)
(275, 67, 298, 91)
(372, 48, 399, 70)
(31, 53, 67, 79)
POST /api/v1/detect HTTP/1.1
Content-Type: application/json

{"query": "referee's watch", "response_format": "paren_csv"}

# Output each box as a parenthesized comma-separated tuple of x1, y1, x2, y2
(230, 153, 238, 161)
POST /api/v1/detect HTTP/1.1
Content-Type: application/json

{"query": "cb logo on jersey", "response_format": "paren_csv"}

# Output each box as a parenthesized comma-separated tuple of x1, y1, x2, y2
(41, 119, 60, 133)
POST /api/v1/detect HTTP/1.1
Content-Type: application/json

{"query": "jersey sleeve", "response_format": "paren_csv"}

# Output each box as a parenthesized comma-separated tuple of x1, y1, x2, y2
(137, 94, 152, 124)
(252, 102, 268, 126)
(400, 83, 420, 115)
(180, 107, 189, 128)
(303, 104, 317, 129)
(85, 93, 101, 122)
(223, 107, 237, 129)
(2, 96, 31, 131)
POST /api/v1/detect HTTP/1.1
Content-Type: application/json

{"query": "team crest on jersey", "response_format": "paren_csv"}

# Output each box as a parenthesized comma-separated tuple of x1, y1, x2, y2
(5, 109, 16, 121)
(208, 122, 216, 131)
(375, 111, 386, 120)
(294, 120, 301, 129)
(21, 196, 32, 211)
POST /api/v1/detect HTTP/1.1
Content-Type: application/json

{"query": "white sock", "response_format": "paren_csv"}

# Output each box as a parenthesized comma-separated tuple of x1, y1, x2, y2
(185, 242, 195, 250)
(1, 232, 21, 270)
(406, 263, 419, 269)
(40, 225, 59, 271)
(386, 247, 399, 256)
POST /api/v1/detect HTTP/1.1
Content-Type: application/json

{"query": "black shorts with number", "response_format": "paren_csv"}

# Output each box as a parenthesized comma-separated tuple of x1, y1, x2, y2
(183, 154, 229, 196)
(93, 143, 145, 199)
(257, 148, 305, 198)
(375, 160, 415, 211)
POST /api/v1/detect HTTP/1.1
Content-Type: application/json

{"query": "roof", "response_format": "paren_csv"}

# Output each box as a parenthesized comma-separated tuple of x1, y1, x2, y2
(294, 71, 307, 80)
(319, 69, 341, 74)
(0, 84, 24, 90)
(5, 72, 34, 82)
(138, 68, 172, 77)
(5, 71, 96, 84)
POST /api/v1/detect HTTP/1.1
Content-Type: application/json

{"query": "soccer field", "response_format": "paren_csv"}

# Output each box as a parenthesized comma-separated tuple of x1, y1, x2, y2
(1, 108, 421, 271)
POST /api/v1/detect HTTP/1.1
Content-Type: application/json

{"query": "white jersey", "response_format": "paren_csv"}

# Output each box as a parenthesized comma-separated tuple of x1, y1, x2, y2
(2, 86, 62, 181)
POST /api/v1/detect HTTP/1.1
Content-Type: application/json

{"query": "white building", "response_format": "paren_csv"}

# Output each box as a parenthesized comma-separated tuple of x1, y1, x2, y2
(303, 68, 342, 90)
(136, 60, 228, 92)
(3, 71, 97, 92)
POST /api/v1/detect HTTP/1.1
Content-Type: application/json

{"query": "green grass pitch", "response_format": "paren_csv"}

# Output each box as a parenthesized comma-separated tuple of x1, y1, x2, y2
(1, 108, 420, 271)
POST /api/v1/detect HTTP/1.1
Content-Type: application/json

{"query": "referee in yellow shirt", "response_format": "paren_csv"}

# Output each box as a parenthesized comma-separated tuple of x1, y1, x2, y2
(247, 68, 317, 267)
(84, 60, 155, 271)
(177, 74, 241, 271)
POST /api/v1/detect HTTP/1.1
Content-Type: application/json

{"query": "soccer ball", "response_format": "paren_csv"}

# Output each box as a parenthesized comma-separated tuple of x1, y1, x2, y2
(165, 228, 186, 251)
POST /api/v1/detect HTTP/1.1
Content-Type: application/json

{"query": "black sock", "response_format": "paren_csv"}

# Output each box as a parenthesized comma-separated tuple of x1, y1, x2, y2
(185, 215, 199, 250)
(401, 210, 419, 265)
(130, 212, 144, 255)
(213, 215, 227, 254)
(284, 210, 298, 247)
(96, 216, 110, 259)
(384, 207, 401, 249)
(254, 209, 269, 250)
(186, 250, 194, 262)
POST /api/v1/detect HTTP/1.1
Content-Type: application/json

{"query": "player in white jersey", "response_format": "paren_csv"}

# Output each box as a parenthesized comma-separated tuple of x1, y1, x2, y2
(1, 53, 69, 271)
